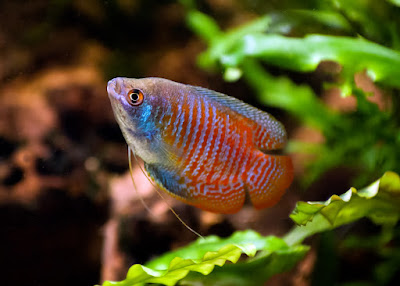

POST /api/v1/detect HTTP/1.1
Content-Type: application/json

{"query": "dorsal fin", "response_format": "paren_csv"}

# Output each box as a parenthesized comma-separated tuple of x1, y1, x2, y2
(191, 85, 287, 150)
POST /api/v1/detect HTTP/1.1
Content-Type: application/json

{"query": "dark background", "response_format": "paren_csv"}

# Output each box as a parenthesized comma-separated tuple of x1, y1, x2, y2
(0, 1, 388, 285)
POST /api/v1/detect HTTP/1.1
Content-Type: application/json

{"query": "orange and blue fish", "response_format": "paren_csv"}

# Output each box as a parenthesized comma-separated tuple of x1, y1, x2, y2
(107, 77, 293, 214)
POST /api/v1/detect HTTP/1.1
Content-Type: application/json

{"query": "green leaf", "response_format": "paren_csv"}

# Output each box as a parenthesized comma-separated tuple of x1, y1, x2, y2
(332, 0, 399, 47)
(387, 0, 400, 6)
(181, 243, 308, 286)
(102, 244, 252, 286)
(145, 230, 263, 270)
(184, 8, 400, 187)
(285, 171, 400, 246)
(184, 11, 271, 70)
(221, 34, 400, 93)
(267, 9, 354, 36)
(240, 59, 339, 130)
(102, 231, 308, 286)
(186, 10, 222, 44)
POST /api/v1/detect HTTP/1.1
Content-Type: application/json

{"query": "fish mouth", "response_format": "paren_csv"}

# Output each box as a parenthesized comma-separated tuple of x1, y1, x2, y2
(107, 77, 124, 100)
(107, 77, 132, 131)
(107, 78, 125, 120)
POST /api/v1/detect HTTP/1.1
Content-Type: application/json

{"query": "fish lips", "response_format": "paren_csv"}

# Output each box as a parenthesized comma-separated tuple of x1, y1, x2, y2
(107, 77, 124, 100)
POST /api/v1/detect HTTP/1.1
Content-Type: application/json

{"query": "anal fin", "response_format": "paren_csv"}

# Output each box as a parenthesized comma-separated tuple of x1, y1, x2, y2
(145, 163, 246, 214)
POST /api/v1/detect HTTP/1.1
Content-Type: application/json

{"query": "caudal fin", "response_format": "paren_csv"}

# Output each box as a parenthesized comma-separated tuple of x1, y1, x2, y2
(246, 152, 293, 209)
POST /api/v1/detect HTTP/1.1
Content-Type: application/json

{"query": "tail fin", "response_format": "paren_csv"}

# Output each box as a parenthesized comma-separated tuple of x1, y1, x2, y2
(246, 152, 293, 209)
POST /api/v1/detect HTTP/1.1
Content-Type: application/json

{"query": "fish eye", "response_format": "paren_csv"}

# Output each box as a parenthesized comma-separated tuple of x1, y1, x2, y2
(127, 89, 144, 106)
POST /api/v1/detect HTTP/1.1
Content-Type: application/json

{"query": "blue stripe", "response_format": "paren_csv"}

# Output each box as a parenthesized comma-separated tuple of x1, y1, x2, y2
(231, 129, 246, 179)
(183, 97, 203, 173)
(254, 156, 270, 189)
(259, 157, 275, 190)
(180, 97, 195, 151)
(238, 130, 250, 176)
(187, 98, 209, 175)
(171, 100, 183, 136)
(164, 102, 173, 126)
(226, 131, 239, 183)
(218, 114, 231, 182)
(193, 103, 216, 177)
(202, 105, 222, 177)
(173, 97, 187, 147)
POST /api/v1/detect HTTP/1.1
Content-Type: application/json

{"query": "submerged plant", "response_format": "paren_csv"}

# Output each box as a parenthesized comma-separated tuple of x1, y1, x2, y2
(102, 0, 400, 285)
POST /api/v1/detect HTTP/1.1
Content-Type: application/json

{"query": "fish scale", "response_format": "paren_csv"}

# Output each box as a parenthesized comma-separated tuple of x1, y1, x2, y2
(107, 77, 293, 214)
(204, 110, 224, 181)
(184, 97, 209, 175)
(192, 103, 216, 179)
(178, 96, 194, 151)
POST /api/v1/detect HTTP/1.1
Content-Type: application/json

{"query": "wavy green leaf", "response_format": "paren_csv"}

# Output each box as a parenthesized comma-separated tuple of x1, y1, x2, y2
(102, 244, 253, 286)
(186, 10, 400, 93)
(221, 34, 400, 93)
(181, 243, 308, 286)
(145, 230, 264, 270)
(285, 171, 400, 246)
(102, 231, 308, 286)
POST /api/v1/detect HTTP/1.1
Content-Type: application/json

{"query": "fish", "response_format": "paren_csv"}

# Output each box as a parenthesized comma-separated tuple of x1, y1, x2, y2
(107, 77, 293, 214)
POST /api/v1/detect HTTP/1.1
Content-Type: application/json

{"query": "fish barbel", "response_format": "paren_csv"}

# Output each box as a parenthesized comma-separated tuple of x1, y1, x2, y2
(107, 77, 293, 214)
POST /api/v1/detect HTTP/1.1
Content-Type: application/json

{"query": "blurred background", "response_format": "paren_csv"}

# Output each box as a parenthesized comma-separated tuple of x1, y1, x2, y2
(1, 0, 399, 285)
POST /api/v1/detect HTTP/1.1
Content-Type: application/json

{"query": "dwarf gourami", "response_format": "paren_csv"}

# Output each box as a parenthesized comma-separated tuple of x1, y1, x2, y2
(107, 77, 293, 214)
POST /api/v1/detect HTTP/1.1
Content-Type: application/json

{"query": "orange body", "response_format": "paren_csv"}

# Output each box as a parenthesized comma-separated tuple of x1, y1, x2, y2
(108, 77, 293, 214)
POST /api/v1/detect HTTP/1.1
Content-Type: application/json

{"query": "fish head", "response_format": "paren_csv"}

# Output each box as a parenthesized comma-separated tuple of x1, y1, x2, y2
(107, 77, 166, 162)
(107, 77, 158, 130)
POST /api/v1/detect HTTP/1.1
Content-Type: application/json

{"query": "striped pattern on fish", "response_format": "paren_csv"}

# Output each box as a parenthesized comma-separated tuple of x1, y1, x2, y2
(107, 77, 293, 214)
